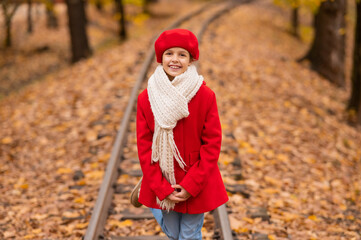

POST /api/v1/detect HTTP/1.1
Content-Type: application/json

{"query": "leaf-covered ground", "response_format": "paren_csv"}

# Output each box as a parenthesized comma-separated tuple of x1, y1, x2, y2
(200, 1, 361, 239)
(1, 0, 361, 239)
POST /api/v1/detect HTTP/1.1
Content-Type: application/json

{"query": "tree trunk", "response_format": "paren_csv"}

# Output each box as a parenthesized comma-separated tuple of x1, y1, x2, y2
(348, 1, 361, 125)
(6, 19, 12, 47)
(46, 0, 59, 29)
(66, 0, 92, 63)
(114, 0, 126, 40)
(1, 2, 20, 47)
(27, 0, 33, 33)
(300, 0, 347, 87)
(95, 0, 103, 11)
(291, 7, 299, 38)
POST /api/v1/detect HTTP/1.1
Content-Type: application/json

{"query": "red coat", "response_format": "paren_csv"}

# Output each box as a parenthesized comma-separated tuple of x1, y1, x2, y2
(136, 82, 228, 214)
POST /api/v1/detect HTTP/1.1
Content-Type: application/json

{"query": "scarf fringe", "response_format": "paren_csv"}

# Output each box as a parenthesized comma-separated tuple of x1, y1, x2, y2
(156, 197, 175, 212)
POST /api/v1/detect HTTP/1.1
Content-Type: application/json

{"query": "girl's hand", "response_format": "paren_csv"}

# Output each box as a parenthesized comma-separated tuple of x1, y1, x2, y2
(165, 191, 185, 203)
(172, 184, 191, 201)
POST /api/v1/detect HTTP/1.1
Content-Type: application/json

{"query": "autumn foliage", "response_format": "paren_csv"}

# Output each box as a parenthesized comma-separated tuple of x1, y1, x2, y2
(0, 0, 360, 239)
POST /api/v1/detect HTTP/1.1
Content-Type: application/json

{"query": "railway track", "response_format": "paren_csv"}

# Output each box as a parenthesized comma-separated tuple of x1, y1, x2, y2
(84, 1, 249, 239)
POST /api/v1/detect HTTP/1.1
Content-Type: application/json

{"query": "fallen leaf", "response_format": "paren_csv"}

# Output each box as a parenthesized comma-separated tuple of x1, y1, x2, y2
(56, 168, 73, 174)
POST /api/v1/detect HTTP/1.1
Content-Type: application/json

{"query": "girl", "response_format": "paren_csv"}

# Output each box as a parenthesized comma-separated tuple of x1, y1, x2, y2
(131, 28, 228, 240)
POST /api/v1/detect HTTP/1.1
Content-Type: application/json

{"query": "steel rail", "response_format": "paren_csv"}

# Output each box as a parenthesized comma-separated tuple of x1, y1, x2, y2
(195, 2, 245, 239)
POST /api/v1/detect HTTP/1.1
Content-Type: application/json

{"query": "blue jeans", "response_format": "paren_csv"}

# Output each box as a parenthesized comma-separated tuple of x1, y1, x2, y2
(150, 208, 204, 240)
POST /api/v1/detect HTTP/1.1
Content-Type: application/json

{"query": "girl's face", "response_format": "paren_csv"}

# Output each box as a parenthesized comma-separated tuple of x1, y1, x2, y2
(162, 47, 193, 80)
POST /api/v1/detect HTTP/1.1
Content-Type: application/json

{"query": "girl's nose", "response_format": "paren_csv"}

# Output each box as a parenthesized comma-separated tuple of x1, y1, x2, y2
(171, 55, 179, 62)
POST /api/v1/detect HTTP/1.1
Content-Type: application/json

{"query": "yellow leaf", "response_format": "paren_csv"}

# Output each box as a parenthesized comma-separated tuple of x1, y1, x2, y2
(20, 183, 29, 189)
(77, 179, 86, 186)
(75, 222, 88, 229)
(254, 161, 265, 167)
(32, 228, 42, 234)
(276, 154, 289, 162)
(56, 168, 73, 174)
(74, 197, 85, 204)
(98, 153, 110, 162)
(239, 228, 248, 233)
(91, 162, 99, 169)
(1, 137, 13, 144)
(238, 140, 251, 149)
(305, 158, 316, 164)
(23, 234, 35, 239)
(117, 174, 129, 184)
(133, 13, 149, 26)
(300, 108, 309, 116)
(109, 219, 133, 228)
(268, 235, 276, 240)
(86, 130, 98, 141)
(273, 199, 285, 208)
(257, 131, 265, 137)
(120, 219, 133, 227)
(284, 101, 291, 107)
(264, 188, 280, 194)
(87, 170, 104, 180)
(308, 215, 319, 221)
(262, 149, 275, 159)
(242, 217, 254, 224)
(247, 148, 257, 154)
(54, 123, 68, 132)
(339, 204, 347, 211)
(62, 211, 81, 219)
(282, 212, 299, 222)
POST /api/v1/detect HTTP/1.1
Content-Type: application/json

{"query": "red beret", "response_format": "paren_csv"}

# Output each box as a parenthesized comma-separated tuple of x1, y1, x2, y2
(154, 29, 199, 63)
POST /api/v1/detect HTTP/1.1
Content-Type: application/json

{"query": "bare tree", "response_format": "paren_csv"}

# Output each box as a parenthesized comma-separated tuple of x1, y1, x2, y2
(95, 0, 103, 11)
(291, 7, 299, 38)
(1, 0, 20, 47)
(45, 0, 58, 29)
(27, 0, 33, 33)
(114, 0, 126, 40)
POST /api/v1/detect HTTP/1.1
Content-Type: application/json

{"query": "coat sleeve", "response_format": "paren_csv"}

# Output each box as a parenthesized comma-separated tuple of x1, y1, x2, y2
(136, 95, 174, 201)
(179, 92, 222, 197)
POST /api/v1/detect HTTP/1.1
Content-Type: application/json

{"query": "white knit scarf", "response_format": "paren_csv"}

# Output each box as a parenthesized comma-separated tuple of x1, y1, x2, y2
(147, 64, 203, 211)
